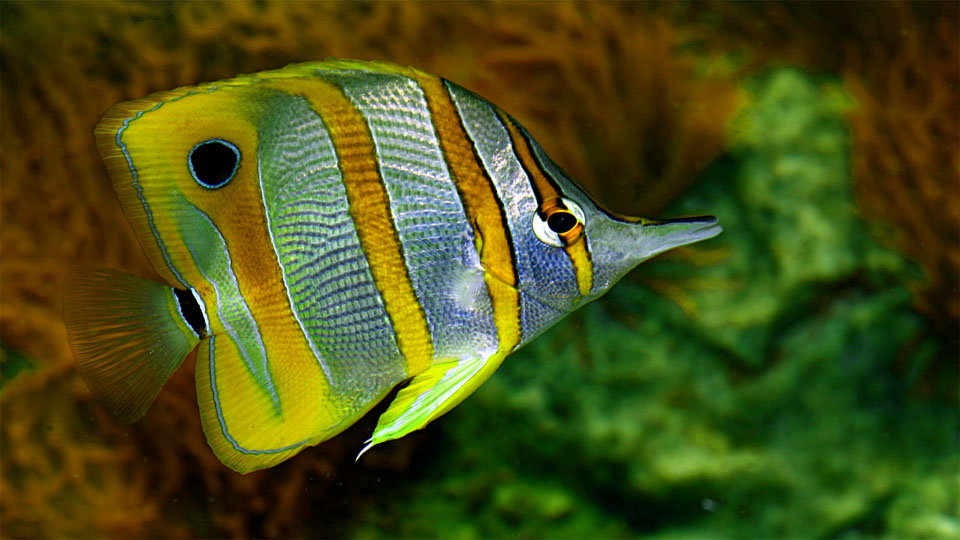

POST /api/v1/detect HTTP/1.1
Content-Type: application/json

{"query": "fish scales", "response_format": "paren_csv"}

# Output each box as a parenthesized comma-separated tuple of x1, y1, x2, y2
(447, 82, 582, 347)
(256, 89, 403, 408)
(329, 72, 502, 365)
(63, 59, 722, 472)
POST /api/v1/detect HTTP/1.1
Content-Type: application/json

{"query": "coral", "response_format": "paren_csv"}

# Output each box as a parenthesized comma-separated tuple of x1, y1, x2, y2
(845, 8, 959, 358)
(678, 0, 960, 376)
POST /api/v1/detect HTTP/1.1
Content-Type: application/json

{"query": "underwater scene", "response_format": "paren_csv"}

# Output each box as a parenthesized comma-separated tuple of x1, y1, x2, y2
(1, 1, 957, 538)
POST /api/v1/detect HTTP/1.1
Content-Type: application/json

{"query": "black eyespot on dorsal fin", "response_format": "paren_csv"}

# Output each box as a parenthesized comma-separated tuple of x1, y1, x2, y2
(189, 139, 240, 188)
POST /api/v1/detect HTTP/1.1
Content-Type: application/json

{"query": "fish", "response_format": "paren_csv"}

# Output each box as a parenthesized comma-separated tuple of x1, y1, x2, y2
(63, 59, 722, 473)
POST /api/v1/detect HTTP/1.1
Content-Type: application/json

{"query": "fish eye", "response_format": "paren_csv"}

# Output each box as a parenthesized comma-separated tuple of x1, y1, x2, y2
(189, 139, 240, 188)
(547, 211, 578, 234)
(532, 197, 585, 247)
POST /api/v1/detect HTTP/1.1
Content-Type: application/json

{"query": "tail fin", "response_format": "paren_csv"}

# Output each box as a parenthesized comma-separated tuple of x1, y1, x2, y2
(63, 268, 204, 423)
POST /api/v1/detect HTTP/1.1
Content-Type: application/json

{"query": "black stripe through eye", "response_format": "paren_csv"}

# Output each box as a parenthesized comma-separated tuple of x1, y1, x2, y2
(547, 211, 578, 234)
(173, 288, 206, 337)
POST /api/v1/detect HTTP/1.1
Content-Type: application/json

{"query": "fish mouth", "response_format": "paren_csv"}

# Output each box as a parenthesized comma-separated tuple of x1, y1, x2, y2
(641, 215, 722, 253)
(607, 214, 722, 263)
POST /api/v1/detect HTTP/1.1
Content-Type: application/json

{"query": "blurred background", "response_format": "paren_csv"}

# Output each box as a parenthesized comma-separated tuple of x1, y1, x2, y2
(1, 1, 957, 538)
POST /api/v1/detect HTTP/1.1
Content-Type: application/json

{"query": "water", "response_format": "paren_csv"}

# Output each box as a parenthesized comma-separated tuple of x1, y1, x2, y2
(1, 2, 956, 538)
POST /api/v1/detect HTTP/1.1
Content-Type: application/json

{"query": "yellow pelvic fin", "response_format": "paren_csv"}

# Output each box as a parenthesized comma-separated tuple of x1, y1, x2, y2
(62, 268, 201, 423)
(357, 352, 507, 460)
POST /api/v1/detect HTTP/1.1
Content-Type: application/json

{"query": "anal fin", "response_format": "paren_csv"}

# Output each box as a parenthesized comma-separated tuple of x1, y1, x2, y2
(195, 334, 355, 473)
(358, 352, 506, 459)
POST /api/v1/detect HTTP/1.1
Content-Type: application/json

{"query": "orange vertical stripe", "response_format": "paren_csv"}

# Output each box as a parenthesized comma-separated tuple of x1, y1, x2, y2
(270, 78, 434, 375)
(497, 112, 594, 297)
(411, 74, 522, 354)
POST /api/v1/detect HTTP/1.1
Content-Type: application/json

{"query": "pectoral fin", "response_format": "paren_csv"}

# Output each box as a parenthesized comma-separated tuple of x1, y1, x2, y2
(358, 353, 506, 459)
(63, 268, 202, 423)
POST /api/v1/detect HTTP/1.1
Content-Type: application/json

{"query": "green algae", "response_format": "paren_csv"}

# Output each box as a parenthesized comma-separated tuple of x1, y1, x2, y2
(0, 344, 34, 390)
(351, 68, 959, 539)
